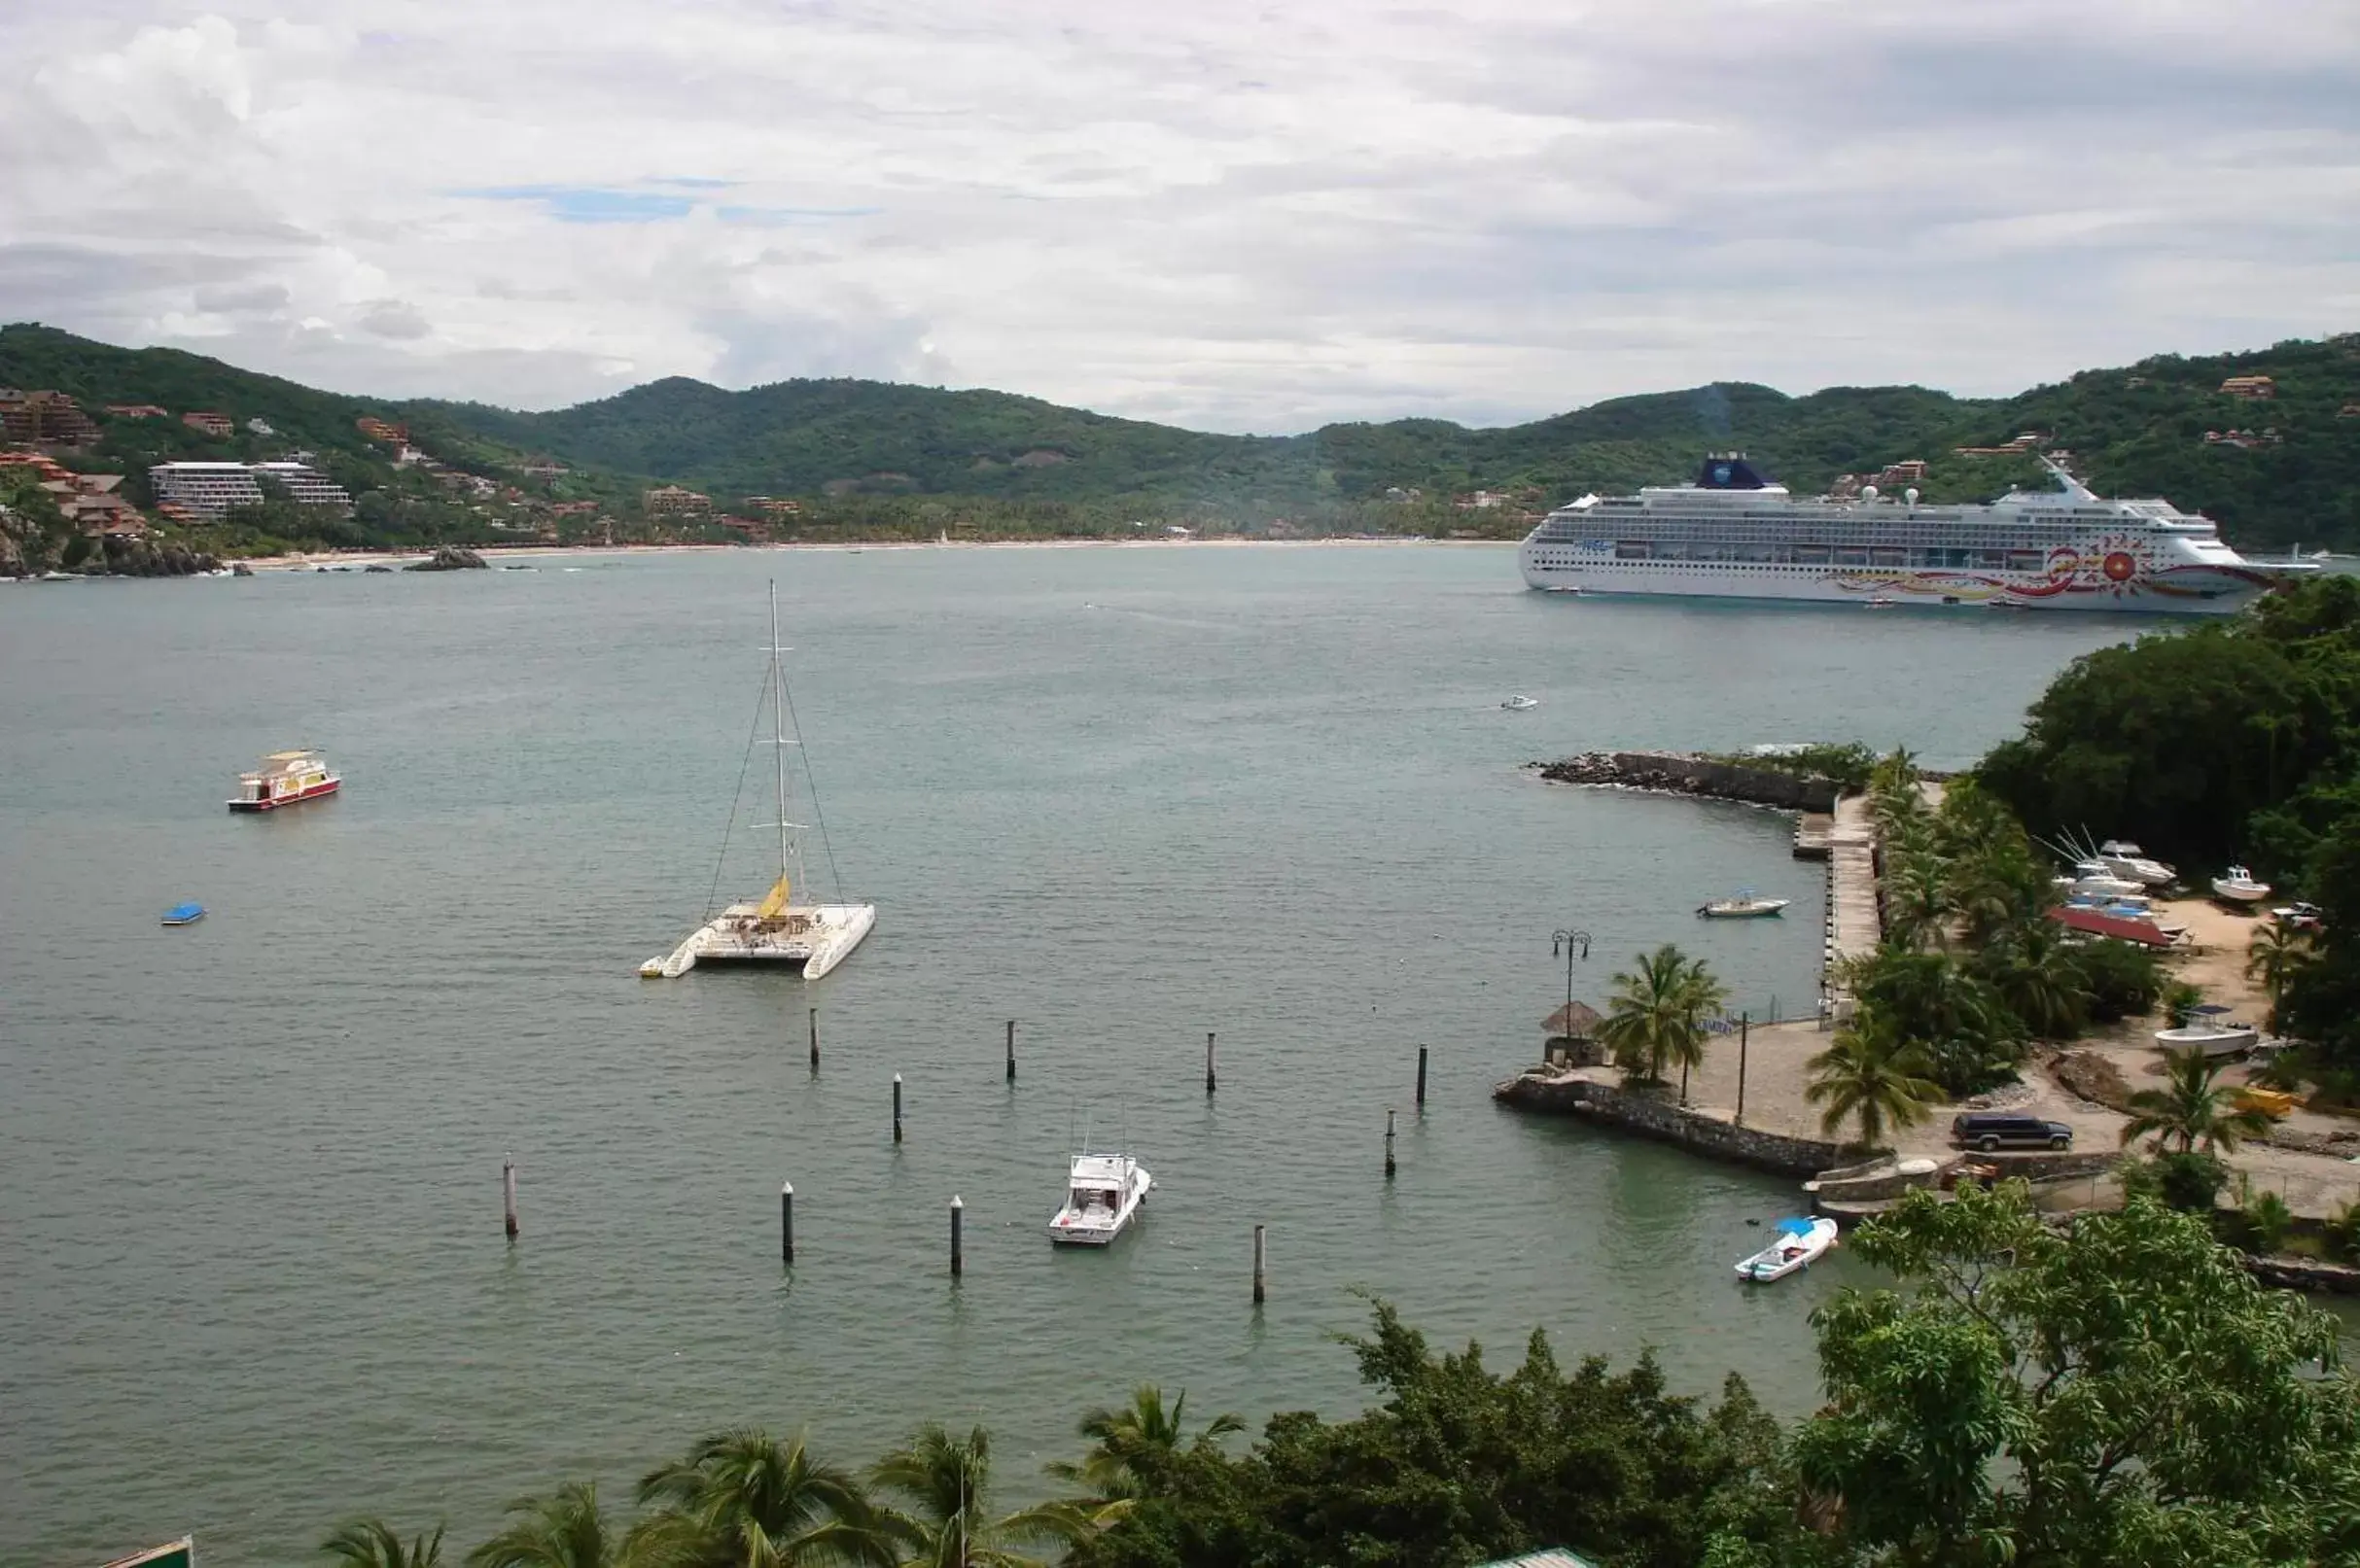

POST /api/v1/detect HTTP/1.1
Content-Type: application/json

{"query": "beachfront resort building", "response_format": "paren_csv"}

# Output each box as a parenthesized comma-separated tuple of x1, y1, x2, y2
(149, 461, 354, 519)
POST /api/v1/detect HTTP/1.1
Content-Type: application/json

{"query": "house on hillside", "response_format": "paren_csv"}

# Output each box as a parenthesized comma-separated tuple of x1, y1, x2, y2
(644, 484, 713, 516)
(106, 403, 170, 420)
(2220, 374, 2275, 400)
(181, 411, 235, 437)
(0, 390, 101, 447)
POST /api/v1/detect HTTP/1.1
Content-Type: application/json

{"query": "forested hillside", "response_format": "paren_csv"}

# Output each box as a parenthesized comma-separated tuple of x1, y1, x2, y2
(8, 321, 2358, 548)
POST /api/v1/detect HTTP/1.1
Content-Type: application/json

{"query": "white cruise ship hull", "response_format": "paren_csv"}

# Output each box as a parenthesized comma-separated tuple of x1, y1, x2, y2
(1517, 554, 2272, 613)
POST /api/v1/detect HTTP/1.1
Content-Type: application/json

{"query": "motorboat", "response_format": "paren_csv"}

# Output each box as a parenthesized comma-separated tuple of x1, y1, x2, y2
(1735, 1216, 1837, 1282)
(228, 750, 340, 813)
(1048, 1151, 1152, 1245)
(2096, 839, 2175, 887)
(2056, 861, 2143, 900)
(1500, 695, 1539, 711)
(2272, 901, 2323, 930)
(160, 902, 205, 926)
(2211, 865, 2272, 905)
(1698, 889, 1790, 919)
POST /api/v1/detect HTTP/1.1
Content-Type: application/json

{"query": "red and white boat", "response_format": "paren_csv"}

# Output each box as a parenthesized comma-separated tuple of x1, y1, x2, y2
(228, 750, 340, 812)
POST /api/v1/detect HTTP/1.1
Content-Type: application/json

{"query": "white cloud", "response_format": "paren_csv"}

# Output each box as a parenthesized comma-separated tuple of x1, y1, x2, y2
(0, 0, 2354, 431)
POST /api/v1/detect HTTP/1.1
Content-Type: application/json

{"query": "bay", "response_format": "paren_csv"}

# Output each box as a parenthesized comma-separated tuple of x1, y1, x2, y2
(0, 545, 2153, 1564)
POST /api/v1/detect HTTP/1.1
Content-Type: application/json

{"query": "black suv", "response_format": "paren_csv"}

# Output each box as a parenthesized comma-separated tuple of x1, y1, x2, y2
(1951, 1112, 2073, 1152)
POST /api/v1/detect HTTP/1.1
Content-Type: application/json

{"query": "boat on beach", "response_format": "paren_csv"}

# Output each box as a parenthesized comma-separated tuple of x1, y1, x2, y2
(2096, 839, 2175, 887)
(228, 750, 340, 812)
(2211, 865, 2272, 905)
(1735, 1216, 1837, 1281)
(1048, 1150, 1152, 1245)
(640, 583, 876, 981)
(1698, 889, 1789, 919)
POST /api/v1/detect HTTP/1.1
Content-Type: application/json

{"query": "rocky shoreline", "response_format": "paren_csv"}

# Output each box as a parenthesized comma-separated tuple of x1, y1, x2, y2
(1529, 750, 1843, 813)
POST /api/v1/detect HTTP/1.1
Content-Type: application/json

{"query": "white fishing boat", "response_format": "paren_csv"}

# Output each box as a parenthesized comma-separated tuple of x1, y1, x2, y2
(2211, 865, 2272, 905)
(2154, 1023, 2259, 1059)
(2056, 860, 2143, 900)
(1735, 1216, 1837, 1282)
(641, 583, 876, 981)
(1500, 694, 1538, 711)
(2096, 839, 2175, 887)
(1048, 1150, 1152, 1245)
(1698, 889, 1789, 919)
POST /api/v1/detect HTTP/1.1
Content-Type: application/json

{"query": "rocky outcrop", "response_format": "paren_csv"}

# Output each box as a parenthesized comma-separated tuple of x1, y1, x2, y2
(97, 536, 222, 576)
(1495, 1067, 1850, 1174)
(405, 546, 488, 572)
(2242, 1254, 2360, 1295)
(1532, 751, 1841, 813)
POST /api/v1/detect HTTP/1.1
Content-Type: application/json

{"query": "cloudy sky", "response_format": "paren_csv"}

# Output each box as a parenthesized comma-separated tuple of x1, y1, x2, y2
(4, 1, 2355, 432)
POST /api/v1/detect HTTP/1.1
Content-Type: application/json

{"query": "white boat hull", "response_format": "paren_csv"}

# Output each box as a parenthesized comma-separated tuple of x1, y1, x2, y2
(1519, 555, 2272, 615)
(643, 902, 877, 979)
(1736, 1217, 1838, 1282)
(1049, 1158, 1151, 1245)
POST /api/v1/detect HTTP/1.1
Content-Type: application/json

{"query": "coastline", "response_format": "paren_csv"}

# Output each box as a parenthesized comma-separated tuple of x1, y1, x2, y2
(231, 536, 1507, 571)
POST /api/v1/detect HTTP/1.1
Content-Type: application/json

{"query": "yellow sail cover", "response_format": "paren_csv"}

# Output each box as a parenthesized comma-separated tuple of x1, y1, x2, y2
(755, 873, 793, 920)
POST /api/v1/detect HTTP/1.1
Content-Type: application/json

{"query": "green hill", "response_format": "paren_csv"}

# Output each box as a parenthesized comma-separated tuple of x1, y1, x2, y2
(7, 320, 2359, 551)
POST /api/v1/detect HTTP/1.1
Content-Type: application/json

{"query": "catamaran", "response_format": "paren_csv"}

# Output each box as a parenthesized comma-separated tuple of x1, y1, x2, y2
(641, 583, 876, 980)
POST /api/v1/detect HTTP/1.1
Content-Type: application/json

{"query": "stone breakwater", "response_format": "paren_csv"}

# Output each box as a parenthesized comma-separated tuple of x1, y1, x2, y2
(1494, 1066, 1849, 1175)
(1530, 750, 1841, 814)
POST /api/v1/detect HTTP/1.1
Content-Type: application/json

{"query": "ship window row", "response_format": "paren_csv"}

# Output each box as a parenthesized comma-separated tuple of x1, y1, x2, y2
(1532, 545, 2061, 570)
(1538, 526, 2101, 550)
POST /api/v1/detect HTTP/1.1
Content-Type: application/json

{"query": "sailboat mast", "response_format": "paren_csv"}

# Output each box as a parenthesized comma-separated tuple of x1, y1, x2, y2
(769, 579, 791, 886)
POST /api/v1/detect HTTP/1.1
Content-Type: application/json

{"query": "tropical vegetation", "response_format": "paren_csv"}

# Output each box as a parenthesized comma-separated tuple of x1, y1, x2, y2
(1596, 943, 1727, 1098)
(10, 323, 2360, 565)
(318, 1189, 2360, 1568)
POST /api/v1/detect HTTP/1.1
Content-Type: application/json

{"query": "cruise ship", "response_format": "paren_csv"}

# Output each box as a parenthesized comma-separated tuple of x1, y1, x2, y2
(1517, 454, 2299, 612)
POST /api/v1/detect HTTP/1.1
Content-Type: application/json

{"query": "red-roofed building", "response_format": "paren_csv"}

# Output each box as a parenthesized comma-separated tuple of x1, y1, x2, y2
(107, 403, 171, 420)
(182, 411, 235, 437)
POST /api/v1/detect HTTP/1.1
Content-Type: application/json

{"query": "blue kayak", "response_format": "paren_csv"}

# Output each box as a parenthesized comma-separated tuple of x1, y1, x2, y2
(161, 902, 205, 926)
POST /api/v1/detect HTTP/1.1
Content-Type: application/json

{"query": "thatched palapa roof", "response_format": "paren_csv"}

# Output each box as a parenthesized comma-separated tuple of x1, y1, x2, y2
(1543, 1000, 1603, 1038)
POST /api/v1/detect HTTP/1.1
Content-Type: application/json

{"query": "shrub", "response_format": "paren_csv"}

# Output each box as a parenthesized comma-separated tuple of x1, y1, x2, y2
(2224, 1189, 2295, 1254)
(2162, 981, 2205, 1028)
(2074, 939, 2166, 1023)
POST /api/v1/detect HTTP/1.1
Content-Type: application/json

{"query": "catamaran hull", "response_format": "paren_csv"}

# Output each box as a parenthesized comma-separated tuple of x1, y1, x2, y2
(642, 902, 876, 980)
(1519, 557, 2274, 614)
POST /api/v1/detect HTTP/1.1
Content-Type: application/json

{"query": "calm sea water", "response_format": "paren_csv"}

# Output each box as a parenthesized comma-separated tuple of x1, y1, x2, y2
(0, 546, 2172, 1564)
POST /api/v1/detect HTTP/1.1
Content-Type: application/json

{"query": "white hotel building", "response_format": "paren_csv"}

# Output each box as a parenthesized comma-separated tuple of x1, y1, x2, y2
(149, 460, 354, 519)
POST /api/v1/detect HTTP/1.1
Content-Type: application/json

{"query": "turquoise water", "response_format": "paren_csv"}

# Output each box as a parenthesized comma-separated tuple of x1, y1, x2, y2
(0, 546, 2153, 1564)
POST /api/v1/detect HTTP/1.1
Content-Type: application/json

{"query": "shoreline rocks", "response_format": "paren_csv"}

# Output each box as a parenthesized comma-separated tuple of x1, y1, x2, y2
(1531, 750, 1842, 813)
(405, 546, 489, 572)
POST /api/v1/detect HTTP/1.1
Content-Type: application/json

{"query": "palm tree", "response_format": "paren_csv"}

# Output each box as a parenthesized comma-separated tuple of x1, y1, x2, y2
(1047, 1385, 1244, 1503)
(1947, 841, 2056, 947)
(870, 1424, 1089, 1568)
(322, 1520, 445, 1568)
(1805, 1006, 1943, 1149)
(470, 1481, 634, 1568)
(2244, 922, 2315, 1032)
(1977, 920, 2090, 1039)
(1670, 953, 1728, 1105)
(631, 1428, 884, 1568)
(1598, 944, 1719, 1088)
(2120, 1048, 2276, 1156)
(1882, 853, 1953, 952)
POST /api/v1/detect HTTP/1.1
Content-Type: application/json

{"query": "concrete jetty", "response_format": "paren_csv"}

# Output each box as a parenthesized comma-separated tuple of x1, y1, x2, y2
(1820, 792, 1883, 1014)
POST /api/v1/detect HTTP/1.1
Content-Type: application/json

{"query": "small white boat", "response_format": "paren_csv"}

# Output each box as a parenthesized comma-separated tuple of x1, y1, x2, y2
(2212, 865, 2272, 905)
(2057, 861, 2143, 899)
(1699, 889, 1789, 919)
(2154, 1023, 2258, 1059)
(1864, 596, 1899, 610)
(2096, 839, 2175, 887)
(1500, 695, 1538, 711)
(1048, 1151, 1151, 1245)
(1736, 1216, 1837, 1282)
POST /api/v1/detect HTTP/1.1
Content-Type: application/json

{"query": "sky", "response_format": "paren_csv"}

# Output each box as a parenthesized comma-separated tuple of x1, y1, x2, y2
(3, 1, 2356, 434)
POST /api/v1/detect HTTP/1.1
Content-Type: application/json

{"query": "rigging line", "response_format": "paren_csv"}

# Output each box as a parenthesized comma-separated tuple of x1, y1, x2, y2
(703, 662, 776, 921)
(775, 650, 846, 903)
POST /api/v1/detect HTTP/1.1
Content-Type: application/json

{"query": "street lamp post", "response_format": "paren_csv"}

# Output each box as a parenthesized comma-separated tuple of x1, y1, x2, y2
(1551, 928, 1591, 1054)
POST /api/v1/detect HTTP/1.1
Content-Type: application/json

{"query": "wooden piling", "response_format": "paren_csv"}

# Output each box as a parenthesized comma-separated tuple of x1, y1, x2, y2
(950, 1194, 965, 1277)
(808, 1007, 819, 1071)
(1415, 1045, 1428, 1107)
(502, 1155, 518, 1239)
(1205, 1030, 1217, 1096)
(1385, 1108, 1397, 1179)
(1252, 1223, 1267, 1304)
(1005, 1019, 1016, 1084)
(781, 1180, 794, 1264)
(894, 1073, 903, 1144)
